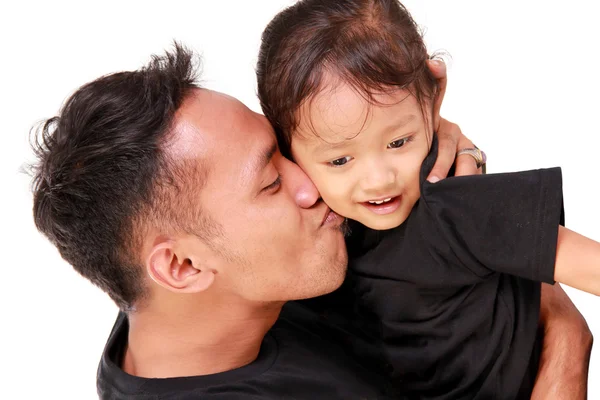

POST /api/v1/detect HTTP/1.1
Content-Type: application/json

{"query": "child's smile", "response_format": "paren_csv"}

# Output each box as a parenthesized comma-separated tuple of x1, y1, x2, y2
(361, 195, 402, 215)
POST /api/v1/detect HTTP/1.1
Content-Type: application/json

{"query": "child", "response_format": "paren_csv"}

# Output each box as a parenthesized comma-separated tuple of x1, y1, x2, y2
(257, 0, 598, 399)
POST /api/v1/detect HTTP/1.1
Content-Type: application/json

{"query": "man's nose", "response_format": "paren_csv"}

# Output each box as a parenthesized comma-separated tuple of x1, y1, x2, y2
(281, 157, 320, 208)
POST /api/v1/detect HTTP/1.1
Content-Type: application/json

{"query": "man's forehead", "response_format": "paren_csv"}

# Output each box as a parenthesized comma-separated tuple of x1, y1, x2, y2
(167, 89, 277, 190)
(168, 89, 268, 159)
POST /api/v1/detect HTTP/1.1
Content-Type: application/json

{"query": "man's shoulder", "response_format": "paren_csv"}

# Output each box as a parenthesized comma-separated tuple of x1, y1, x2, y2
(97, 305, 396, 399)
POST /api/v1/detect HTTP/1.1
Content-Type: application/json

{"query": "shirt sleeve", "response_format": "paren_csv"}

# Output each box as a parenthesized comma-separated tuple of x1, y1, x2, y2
(418, 168, 564, 284)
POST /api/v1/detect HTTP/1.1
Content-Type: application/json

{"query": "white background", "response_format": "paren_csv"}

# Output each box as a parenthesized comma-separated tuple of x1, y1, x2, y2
(1, 1, 598, 398)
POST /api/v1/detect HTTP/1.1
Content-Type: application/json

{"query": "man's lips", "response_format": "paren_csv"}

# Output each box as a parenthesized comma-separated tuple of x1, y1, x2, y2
(321, 207, 341, 226)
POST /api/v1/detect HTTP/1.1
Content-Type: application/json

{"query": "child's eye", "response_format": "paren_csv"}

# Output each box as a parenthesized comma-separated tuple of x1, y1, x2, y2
(387, 137, 410, 149)
(328, 156, 353, 167)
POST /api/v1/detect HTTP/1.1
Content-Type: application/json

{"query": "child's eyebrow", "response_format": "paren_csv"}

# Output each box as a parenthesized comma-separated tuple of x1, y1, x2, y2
(382, 113, 416, 133)
(313, 113, 417, 153)
(314, 138, 353, 153)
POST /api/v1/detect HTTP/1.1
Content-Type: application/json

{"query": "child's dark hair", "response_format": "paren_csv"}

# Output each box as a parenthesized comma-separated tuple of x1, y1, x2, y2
(257, 0, 438, 156)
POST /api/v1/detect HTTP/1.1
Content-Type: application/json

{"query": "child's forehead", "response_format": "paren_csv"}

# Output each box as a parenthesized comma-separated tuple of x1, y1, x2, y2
(297, 81, 422, 143)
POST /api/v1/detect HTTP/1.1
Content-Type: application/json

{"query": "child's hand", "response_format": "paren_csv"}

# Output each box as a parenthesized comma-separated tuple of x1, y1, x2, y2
(426, 59, 484, 182)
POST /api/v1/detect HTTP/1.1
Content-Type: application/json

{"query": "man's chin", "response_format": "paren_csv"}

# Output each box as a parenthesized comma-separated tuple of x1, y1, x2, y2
(338, 218, 351, 237)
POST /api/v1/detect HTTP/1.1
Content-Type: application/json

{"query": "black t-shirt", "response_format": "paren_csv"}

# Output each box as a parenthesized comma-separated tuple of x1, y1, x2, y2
(314, 136, 564, 400)
(97, 302, 399, 399)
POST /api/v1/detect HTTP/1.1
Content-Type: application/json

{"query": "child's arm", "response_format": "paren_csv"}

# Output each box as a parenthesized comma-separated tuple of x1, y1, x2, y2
(554, 226, 600, 295)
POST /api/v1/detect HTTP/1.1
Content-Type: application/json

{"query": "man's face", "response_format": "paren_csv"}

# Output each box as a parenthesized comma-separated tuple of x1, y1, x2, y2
(170, 89, 347, 302)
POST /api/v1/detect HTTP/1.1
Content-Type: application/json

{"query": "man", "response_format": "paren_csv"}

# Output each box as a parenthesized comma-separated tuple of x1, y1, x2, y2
(31, 45, 591, 399)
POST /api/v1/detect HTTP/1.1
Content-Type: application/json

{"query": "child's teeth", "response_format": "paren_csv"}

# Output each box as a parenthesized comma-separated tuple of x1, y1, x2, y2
(368, 198, 393, 205)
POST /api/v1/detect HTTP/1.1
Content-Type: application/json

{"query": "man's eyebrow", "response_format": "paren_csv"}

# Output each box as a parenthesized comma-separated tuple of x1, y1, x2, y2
(242, 140, 278, 185)
(254, 140, 278, 174)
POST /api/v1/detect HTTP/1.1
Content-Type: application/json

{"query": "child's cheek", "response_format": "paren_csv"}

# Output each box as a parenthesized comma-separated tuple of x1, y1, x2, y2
(320, 178, 349, 213)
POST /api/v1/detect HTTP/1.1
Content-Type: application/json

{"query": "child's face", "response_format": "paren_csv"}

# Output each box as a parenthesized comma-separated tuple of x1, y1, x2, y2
(291, 78, 432, 230)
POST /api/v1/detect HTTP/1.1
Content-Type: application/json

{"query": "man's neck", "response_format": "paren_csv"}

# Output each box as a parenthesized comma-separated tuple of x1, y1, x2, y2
(122, 295, 283, 378)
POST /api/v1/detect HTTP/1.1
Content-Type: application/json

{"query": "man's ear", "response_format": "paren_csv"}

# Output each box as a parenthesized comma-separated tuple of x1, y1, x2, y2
(146, 240, 215, 294)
